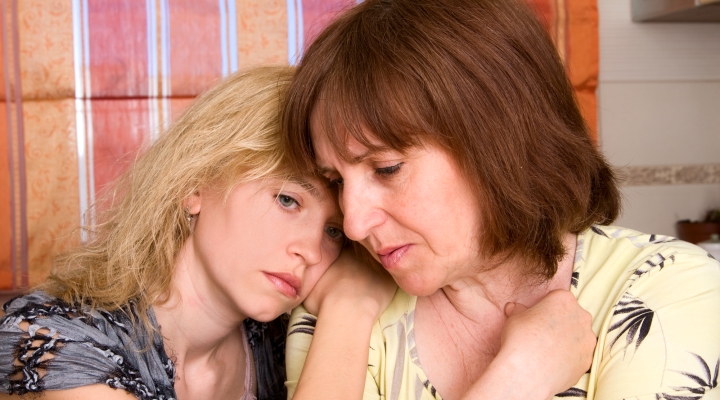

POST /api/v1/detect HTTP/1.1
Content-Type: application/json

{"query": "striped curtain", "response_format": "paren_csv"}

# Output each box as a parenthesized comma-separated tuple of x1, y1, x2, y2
(0, 0, 597, 292)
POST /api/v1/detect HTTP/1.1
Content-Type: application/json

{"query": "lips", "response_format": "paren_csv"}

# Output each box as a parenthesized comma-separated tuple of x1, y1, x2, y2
(264, 272, 301, 298)
(377, 244, 411, 270)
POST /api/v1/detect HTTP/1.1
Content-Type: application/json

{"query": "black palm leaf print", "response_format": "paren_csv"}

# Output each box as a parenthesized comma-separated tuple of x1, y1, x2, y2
(647, 234, 678, 245)
(634, 253, 675, 278)
(657, 394, 705, 400)
(661, 353, 719, 399)
(423, 380, 439, 399)
(571, 271, 579, 288)
(608, 293, 654, 353)
(556, 387, 587, 397)
(288, 315, 316, 336)
(591, 226, 609, 238)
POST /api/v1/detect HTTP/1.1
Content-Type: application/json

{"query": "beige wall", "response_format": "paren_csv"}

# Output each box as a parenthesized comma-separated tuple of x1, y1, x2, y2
(598, 1, 720, 236)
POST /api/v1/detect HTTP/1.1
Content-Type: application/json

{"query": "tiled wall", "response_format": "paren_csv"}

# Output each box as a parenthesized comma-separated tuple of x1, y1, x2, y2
(598, 1, 720, 236)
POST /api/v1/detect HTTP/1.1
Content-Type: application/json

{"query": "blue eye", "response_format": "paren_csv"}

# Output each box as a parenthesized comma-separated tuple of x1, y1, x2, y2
(376, 162, 403, 176)
(277, 194, 298, 209)
(324, 226, 344, 240)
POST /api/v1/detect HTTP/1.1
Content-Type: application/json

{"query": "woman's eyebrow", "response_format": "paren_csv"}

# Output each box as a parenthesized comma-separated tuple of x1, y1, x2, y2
(314, 146, 398, 176)
(293, 179, 324, 201)
(346, 149, 371, 164)
(347, 147, 396, 165)
(316, 166, 335, 176)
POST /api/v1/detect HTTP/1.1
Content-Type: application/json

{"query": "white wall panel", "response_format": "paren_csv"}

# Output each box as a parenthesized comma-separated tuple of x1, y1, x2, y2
(616, 184, 720, 236)
(599, 81, 720, 166)
(598, 1, 720, 236)
(599, 1, 720, 82)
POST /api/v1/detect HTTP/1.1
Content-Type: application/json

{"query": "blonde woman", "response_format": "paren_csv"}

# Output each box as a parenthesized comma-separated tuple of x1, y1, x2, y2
(0, 66, 394, 400)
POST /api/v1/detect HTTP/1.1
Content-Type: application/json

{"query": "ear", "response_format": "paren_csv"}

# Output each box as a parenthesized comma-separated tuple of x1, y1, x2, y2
(182, 190, 202, 215)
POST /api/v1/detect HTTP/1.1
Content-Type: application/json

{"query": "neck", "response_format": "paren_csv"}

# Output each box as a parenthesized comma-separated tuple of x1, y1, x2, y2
(439, 233, 577, 319)
(153, 238, 246, 364)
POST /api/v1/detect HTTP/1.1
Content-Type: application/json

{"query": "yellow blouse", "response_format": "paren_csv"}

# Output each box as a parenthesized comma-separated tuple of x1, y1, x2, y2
(286, 226, 720, 399)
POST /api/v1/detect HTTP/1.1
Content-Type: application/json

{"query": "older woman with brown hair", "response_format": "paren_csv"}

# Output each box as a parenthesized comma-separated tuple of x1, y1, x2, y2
(283, 0, 720, 399)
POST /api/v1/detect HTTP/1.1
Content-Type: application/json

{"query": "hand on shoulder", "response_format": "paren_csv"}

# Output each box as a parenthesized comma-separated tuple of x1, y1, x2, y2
(496, 289, 595, 397)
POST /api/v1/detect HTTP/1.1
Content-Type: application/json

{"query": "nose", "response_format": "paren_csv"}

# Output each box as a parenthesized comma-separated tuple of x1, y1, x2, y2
(289, 226, 324, 267)
(340, 178, 386, 241)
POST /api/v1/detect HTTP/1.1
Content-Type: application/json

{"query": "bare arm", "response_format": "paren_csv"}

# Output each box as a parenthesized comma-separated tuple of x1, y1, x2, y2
(287, 260, 594, 400)
(291, 250, 396, 400)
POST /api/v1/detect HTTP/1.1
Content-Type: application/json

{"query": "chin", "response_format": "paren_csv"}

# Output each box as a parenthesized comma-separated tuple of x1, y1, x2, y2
(245, 302, 291, 323)
(395, 275, 441, 297)
(248, 310, 283, 323)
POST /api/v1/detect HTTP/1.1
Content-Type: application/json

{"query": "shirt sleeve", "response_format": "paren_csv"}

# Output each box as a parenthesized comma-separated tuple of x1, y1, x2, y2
(285, 306, 314, 398)
(592, 249, 720, 400)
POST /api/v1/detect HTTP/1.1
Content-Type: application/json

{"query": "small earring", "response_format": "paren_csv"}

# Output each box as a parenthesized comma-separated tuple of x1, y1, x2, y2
(184, 206, 197, 234)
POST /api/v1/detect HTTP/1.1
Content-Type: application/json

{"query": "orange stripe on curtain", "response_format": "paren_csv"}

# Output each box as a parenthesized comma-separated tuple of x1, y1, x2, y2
(0, 5, 10, 290)
(18, 0, 77, 288)
(24, 99, 79, 286)
(528, 0, 598, 140)
(17, 1, 75, 101)
(566, 0, 598, 140)
(2, 0, 28, 290)
(0, 101, 11, 291)
(0, 12, 3, 104)
(236, 0, 288, 69)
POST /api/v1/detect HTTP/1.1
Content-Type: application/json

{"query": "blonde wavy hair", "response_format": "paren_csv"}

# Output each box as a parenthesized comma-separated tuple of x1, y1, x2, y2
(40, 66, 297, 323)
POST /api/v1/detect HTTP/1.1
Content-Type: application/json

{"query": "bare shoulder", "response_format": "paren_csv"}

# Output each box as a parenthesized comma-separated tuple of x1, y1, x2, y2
(0, 385, 137, 400)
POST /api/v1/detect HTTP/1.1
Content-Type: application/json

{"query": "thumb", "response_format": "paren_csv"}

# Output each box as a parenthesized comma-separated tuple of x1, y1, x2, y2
(504, 301, 528, 317)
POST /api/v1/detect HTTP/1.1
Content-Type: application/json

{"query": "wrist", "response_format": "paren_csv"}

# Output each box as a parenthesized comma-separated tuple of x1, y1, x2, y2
(475, 347, 554, 400)
(317, 295, 381, 324)
(320, 290, 387, 319)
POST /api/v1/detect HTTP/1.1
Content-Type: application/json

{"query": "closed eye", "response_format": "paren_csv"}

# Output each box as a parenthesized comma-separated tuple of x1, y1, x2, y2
(376, 162, 404, 176)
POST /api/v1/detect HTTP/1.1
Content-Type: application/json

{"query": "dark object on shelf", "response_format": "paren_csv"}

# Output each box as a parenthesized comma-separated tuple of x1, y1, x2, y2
(676, 212, 720, 244)
(705, 209, 720, 223)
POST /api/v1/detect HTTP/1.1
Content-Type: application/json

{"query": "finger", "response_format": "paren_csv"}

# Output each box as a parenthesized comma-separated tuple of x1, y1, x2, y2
(504, 301, 528, 316)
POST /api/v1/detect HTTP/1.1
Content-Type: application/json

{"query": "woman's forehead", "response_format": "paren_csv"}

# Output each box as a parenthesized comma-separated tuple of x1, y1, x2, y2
(310, 110, 402, 164)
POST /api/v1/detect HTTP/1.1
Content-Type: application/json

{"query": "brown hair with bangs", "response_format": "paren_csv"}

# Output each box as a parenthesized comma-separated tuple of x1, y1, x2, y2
(283, 0, 620, 279)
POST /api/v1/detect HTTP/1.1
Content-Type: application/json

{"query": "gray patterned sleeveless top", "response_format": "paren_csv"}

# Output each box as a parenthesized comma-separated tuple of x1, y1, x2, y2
(0, 291, 274, 399)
